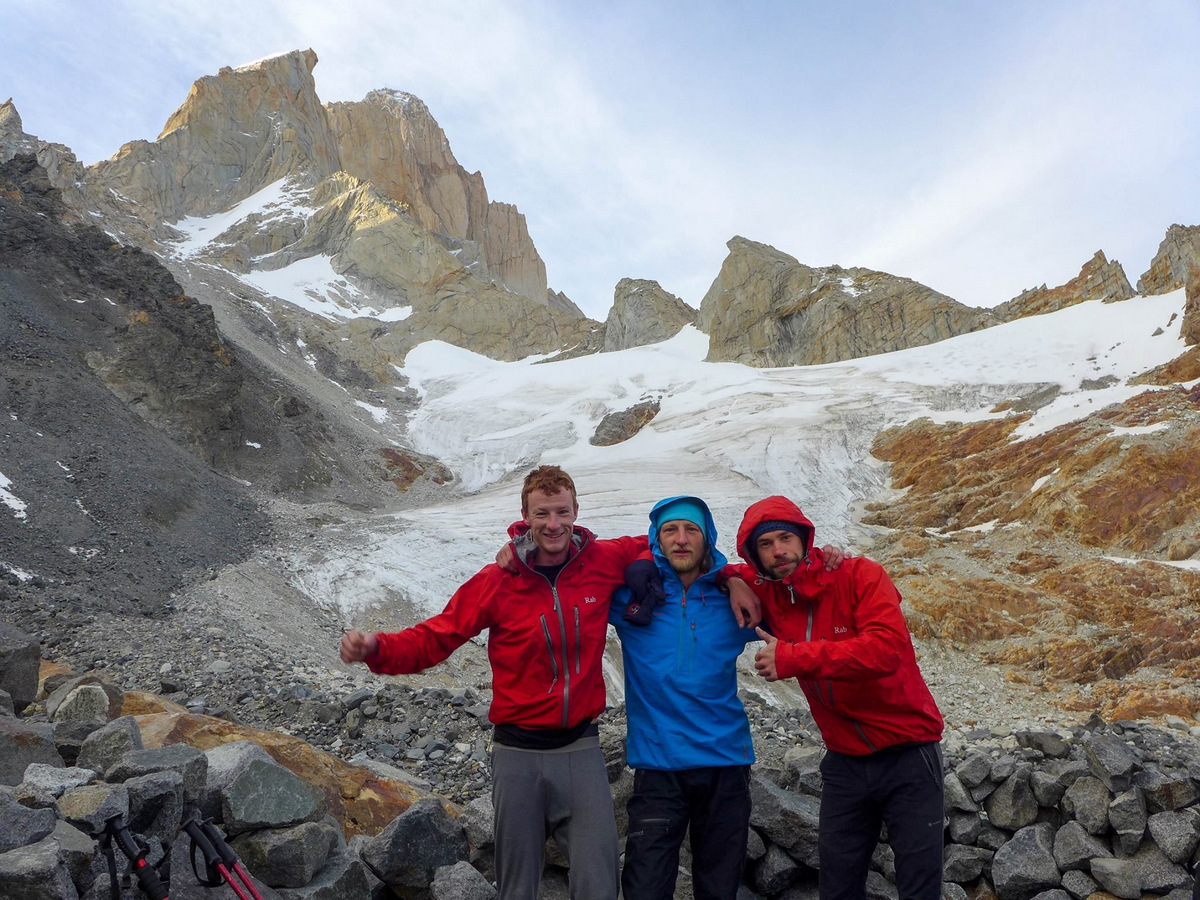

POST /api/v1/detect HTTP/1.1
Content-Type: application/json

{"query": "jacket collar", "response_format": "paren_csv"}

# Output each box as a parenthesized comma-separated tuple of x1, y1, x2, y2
(511, 526, 593, 570)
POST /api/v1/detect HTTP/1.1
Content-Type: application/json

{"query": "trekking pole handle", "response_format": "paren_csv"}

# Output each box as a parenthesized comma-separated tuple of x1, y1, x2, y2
(199, 819, 264, 900)
(107, 815, 170, 900)
(183, 818, 253, 900)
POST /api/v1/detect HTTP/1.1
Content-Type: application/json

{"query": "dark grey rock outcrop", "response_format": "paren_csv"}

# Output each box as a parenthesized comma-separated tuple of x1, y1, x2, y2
(0, 624, 41, 713)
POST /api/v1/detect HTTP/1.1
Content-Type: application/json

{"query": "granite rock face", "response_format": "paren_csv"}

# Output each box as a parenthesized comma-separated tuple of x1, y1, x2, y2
(602, 278, 697, 351)
(327, 90, 549, 304)
(699, 236, 995, 366)
(1138, 225, 1200, 296)
(1184, 265, 1200, 346)
(994, 251, 1135, 322)
(88, 49, 340, 223)
(60, 51, 590, 367)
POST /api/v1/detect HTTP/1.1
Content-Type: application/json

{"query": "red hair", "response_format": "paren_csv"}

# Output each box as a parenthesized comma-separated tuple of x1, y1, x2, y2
(521, 465, 577, 513)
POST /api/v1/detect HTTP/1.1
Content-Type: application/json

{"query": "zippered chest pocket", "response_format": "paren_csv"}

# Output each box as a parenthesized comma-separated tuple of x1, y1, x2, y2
(540, 614, 559, 694)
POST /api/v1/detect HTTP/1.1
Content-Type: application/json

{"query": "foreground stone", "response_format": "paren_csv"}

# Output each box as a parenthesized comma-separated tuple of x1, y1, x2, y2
(230, 820, 340, 888)
(135, 711, 449, 838)
(431, 860, 497, 900)
(0, 836, 78, 900)
(361, 798, 468, 897)
(991, 823, 1060, 900)
(0, 719, 63, 785)
(0, 792, 56, 854)
(222, 758, 328, 835)
(77, 716, 143, 778)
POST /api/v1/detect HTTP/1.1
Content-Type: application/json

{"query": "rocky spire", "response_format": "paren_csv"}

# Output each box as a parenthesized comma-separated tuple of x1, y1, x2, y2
(87, 49, 341, 220)
(699, 236, 994, 366)
(993, 250, 1134, 322)
(603, 278, 696, 351)
(0, 98, 34, 162)
(326, 90, 550, 304)
(1138, 225, 1200, 296)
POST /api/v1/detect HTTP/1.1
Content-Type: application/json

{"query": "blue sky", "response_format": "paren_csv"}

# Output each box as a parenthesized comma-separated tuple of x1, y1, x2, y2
(4, 0, 1199, 318)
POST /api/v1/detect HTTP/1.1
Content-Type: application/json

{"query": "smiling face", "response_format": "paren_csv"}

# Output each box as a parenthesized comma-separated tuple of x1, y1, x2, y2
(756, 528, 806, 579)
(658, 519, 706, 581)
(523, 487, 578, 566)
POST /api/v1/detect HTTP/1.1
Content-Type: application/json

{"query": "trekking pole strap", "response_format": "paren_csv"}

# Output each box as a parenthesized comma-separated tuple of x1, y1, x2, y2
(183, 818, 252, 900)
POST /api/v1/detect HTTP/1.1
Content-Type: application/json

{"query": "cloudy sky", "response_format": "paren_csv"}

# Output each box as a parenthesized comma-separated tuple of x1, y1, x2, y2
(5, 1, 1199, 318)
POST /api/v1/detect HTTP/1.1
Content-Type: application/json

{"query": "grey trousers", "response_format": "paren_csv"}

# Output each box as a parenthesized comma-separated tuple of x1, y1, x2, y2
(492, 735, 619, 900)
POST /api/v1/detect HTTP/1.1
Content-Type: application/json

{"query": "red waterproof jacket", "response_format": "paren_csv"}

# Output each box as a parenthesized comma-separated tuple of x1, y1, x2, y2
(366, 525, 646, 730)
(734, 496, 943, 755)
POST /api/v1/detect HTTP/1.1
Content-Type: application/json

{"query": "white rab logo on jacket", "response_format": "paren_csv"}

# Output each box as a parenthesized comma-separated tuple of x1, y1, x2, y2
(584, 596, 598, 603)
(834, 626, 849, 634)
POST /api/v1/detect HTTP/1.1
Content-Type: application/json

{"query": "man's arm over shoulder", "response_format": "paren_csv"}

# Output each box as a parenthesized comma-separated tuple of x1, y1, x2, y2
(597, 533, 651, 566)
(774, 557, 911, 682)
(369, 566, 501, 675)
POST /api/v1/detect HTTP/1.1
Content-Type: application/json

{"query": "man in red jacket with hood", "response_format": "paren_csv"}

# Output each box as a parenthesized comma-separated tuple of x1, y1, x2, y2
(735, 496, 944, 900)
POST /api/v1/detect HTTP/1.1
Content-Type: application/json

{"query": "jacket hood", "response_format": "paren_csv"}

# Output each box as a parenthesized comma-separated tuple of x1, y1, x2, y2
(649, 495, 726, 577)
(736, 496, 816, 577)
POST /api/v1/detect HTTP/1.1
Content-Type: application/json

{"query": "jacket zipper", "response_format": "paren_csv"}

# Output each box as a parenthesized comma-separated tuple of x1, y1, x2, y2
(527, 549, 582, 730)
(540, 615, 558, 694)
(853, 721, 878, 753)
(550, 583, 571, 727)
(676, 593, 691, 675)
(573, 606, 581, 675)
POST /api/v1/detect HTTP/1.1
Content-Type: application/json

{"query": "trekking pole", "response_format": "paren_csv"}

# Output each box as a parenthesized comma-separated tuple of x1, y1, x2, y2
(182, 814, 262, 900)
(97, 814, 170, 900)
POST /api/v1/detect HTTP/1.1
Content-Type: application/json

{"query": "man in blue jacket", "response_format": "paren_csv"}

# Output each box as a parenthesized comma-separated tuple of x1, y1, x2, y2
(609, 495, 758, 900)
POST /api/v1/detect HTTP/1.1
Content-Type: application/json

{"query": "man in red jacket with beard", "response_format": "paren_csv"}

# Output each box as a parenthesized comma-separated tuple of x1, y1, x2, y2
(341, 465, 645, 900)
(735, 496, 944, 900)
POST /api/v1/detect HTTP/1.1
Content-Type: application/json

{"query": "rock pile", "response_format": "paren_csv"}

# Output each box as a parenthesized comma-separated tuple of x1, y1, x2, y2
(0, 626, 477, 900)
(730, 719, 1200, 900)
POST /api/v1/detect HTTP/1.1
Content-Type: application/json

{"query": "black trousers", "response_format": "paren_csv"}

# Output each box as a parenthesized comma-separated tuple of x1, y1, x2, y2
(818, 742, 944, 900)
(621, 765, 751, 900)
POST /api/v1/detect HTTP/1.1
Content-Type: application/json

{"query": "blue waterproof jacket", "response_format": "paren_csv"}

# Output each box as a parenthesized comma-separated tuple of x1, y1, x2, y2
(610, 496, 757, 770)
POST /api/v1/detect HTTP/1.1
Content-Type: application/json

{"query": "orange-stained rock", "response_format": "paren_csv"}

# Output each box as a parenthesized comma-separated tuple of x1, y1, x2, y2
(37, 659, 72, 694)
(901, 574, 1044, 644)
(135, 711, 456, 838)
(867, 385, 1200, 717)
(121, 691, 188, 716)
(1186, 265, 1200, 345)
(1062, 685, 1198, 721)
(1132, 347, 1200, 386)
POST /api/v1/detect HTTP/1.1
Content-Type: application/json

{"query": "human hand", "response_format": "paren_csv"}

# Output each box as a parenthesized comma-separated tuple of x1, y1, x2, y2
(728, 578, 761, 628)
(821, 544, 849, 571)
(754, 627, 779, 681)
(496, 542, 519, 573)
(340, 630, 377, 664)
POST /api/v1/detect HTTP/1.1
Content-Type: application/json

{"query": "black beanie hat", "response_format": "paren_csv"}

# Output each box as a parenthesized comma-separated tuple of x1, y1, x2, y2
(748, 519, 806, 549)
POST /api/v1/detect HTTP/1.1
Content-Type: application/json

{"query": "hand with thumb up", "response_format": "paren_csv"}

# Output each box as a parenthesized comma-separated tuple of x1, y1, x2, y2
(754, 627, 780, 681)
